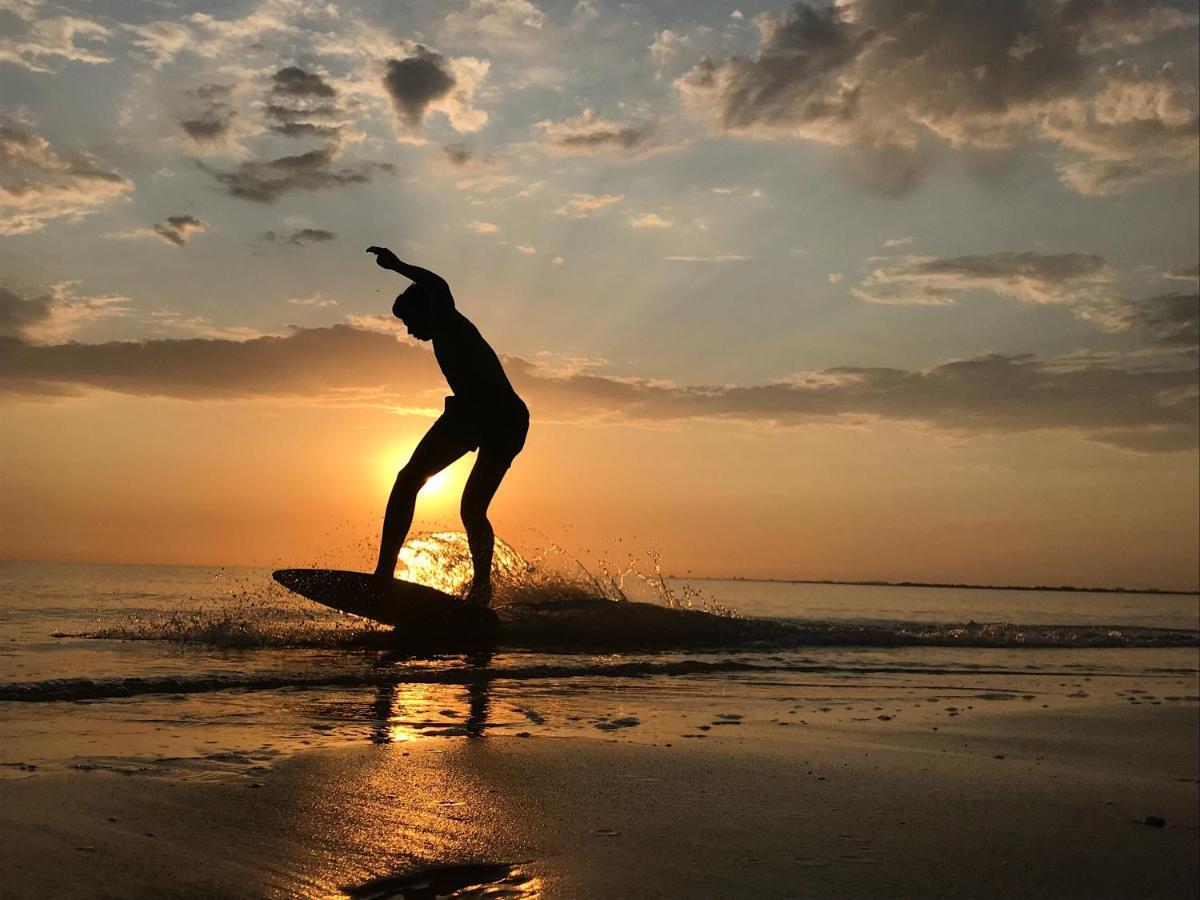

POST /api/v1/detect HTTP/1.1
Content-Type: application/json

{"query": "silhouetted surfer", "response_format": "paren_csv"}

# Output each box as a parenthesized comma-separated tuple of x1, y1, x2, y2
(367, 246, 529, 608)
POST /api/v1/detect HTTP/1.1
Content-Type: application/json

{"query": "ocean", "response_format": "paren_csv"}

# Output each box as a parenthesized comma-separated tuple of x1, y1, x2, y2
(2, 552, 1197, 781)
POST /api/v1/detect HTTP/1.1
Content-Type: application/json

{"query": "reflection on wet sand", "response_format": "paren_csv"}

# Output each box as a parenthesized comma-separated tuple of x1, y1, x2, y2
(370, 651, 494, 744)
(320, 652, 543, 898)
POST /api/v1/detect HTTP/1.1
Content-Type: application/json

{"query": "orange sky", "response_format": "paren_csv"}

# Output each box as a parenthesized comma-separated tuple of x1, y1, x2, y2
(2, 392, 1196, 590)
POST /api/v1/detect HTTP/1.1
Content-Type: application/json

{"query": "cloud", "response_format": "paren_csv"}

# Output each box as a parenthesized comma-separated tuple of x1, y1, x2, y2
(630, 212, 673, 229)
(0, 118, 133, 235)
(556, 193, 623, 216)
(650, 29, 690, 77)
(286, 294, 337, 308)
(443, 0, 546, 49)
(271, 65, 336, 98)
(1164, 264, 1200, 283)
(127, 0, 331, 68)
(0, 282, 130, 343)
(381, 47, 490, 134)
(443, 143, 473, 166)
(0, 5, 111, 72)
(382, 47, 453, 127)
(201, 147, 394, 204)
(468, 220, 499, 234)
(150, 215, 208, 246)
(675, 0, 1198, 195)
(515, 244, 536, 254)
(882, 237, 915, 249)
(263, 227, 337, 246)
(665, 255, 750, 263)
(180, 113, 234, 144)
(536, 108, 657, 156)
(177, 84, 237, 146)
(1082, 292, 1200, 348)
(854, 251, 1113, 307)
(2, 325, 1195, 452)
(1047, 61, 1199, 196)
(264, 66, 344, 139)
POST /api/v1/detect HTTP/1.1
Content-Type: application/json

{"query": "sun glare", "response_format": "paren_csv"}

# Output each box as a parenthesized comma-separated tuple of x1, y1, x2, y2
(376, 445, 465, 504)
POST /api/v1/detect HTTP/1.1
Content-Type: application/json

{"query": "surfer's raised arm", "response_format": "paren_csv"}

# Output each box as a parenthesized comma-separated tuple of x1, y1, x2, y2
(366, 246, 448, 292)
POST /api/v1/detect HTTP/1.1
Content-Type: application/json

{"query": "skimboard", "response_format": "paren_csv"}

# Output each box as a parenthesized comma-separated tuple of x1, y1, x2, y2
(272, 569, 498, 630)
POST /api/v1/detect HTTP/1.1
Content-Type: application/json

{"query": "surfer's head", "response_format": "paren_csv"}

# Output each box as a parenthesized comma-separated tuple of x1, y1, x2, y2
(391, 283, 442, 340)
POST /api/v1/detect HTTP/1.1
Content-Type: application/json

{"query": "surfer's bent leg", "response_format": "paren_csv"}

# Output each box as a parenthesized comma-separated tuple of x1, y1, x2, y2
(461, 412, 528, 606)
(374, 416, 473, 578)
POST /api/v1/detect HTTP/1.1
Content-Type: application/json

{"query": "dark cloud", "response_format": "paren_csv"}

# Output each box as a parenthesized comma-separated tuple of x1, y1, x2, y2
(264, 68, 343, 139)
(263, 227, 338, 246)
(202, 148, 394, 204)
(536, 108, 658, 156)
(676, 0, 1197, 195)
(179, 84, 235, 145)
(269, 121, 342, 139)
(1092, 293, 1200, 348)
(290, 227, 336, 244)
(151, 214, 208, 246)
(557, 124, 654, 152)
(0, 285, 51, 339)
(383, 47, 456, 127)
(443, 143, 472, 165)
(271, 66, 336, 98)
(180, 114, 233, 143)
(1, 326, 1195, 453)
(0, 283, 129, 342)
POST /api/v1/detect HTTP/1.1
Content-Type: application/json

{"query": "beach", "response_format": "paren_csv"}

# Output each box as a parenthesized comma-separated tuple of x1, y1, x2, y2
(2, 695, 1197, 898)
(1, 560, 1198, 897)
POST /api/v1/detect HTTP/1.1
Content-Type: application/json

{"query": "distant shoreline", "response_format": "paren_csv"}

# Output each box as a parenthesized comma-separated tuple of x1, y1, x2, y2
(671, 576, 1200, 597)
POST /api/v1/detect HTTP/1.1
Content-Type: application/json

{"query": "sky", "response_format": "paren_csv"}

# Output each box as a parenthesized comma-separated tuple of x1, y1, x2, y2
(1, 0, 1198, 589)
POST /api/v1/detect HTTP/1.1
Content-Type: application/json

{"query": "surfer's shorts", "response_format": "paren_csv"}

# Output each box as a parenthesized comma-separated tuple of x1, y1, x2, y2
(435, 395, 529, 465)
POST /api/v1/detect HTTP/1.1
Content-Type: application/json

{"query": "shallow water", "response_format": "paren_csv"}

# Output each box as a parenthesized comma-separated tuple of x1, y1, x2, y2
(1, 554, 1196, 780)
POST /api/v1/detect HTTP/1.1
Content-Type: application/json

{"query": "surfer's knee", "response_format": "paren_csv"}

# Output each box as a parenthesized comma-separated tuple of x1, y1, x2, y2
(459, 499, 490, 533)
(394, 465, 427, 493)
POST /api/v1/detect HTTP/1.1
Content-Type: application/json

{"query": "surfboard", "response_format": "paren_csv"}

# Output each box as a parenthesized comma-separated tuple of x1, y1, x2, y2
(272, 569, 498, 630)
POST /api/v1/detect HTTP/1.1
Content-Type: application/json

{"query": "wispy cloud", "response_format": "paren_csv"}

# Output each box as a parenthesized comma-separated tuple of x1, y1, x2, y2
(556, 193, 623, 216)
(1, 118, 133, 235)
(536, 108, 658, 156)
(664, 255, 749, 263)
(630, 212, 673, 229)
(854, 251, 1114, 307)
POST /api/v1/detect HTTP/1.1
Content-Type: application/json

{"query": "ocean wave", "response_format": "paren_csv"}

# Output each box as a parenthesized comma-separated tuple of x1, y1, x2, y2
(4, 648, 1199, 703)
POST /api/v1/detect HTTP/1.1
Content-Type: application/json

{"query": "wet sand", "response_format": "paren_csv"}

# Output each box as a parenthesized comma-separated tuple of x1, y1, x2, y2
(2, 700, 1196, 899)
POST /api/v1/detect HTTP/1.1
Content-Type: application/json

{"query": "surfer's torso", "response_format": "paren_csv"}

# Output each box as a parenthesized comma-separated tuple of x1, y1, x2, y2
(432, 309, 526, 421)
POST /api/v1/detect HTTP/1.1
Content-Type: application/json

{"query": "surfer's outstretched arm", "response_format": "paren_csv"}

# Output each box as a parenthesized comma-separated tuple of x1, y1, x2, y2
(366, 246, 448, 292)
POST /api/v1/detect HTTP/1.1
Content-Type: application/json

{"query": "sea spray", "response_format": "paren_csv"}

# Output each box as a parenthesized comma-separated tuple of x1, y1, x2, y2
(76, 532, 729, 648)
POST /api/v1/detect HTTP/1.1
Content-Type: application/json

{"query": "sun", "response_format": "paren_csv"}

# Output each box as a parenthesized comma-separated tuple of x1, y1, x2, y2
(376, 444, 471, 508)
(423, 468, 452, 497)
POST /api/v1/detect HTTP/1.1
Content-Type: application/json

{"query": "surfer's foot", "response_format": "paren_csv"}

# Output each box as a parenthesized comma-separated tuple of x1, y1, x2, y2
(464, 581, 492, 609)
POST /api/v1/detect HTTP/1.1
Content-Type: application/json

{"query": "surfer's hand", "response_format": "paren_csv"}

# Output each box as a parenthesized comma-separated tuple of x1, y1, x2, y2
(366, 246, 402, 271)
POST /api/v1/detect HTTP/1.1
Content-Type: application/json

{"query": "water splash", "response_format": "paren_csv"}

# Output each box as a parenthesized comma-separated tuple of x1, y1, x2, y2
(75, 533, 727, 648)
(397, 531, 730, 614)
